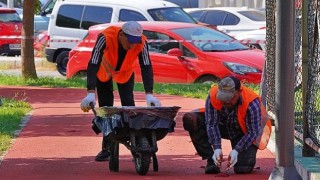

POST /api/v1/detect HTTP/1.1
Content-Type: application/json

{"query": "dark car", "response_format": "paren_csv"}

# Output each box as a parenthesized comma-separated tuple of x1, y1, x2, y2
(0, 8, 22, 56)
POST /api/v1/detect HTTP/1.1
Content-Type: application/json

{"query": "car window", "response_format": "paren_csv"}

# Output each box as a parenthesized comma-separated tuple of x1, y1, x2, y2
(81, 6, 112, 29)
(56, 5, 83, 29)
(144, 31, 179, 53)
(188, 11, 205, 21)
(144, 30, 196, 58)
(148, 7, 196, 23)
(182, 45, 196, 58)
(224, 13, 239, 25)
(0, 11, 22, 22)
(56, 5, 112, 30)
(41, 0, 57, 15)
(202, 11, 226, 25)
(119, 9, 148, 21)
(173, 27, 249, 51)
(238, 10, 266, 21)
(165, 0, 198, 8)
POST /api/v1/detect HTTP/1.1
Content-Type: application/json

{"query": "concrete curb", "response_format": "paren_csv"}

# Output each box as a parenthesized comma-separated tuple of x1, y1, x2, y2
(268, 126, 320, 180)
(0, 56, 56, 70)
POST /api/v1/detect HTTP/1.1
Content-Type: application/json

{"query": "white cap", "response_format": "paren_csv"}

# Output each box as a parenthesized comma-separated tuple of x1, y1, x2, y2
(122, 21, 143, 44)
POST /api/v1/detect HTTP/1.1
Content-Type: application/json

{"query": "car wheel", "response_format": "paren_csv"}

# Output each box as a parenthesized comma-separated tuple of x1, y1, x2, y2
(196, 75, 218, 84)
(56, 51, 69, 76)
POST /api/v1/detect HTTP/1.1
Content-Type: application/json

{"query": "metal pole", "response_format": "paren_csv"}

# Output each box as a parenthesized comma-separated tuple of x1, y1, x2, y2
(269, 0, 301, 179)
(7, 0, 13, 8)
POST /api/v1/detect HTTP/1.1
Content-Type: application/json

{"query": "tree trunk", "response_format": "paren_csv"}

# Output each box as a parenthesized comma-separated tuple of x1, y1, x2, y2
(21, 0, 37, 79)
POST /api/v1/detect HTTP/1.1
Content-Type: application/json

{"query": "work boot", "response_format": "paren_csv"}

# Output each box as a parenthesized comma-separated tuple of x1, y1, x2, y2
(95, 149, 110, 162)
(205, 159, 220, 174)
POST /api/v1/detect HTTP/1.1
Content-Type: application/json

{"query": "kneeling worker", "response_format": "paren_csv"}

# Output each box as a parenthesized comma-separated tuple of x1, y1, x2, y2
(183, 76, 272, 174)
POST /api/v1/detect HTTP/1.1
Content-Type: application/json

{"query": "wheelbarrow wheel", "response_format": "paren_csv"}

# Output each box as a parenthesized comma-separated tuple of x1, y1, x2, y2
(135, 136, 151, 175)
(109, 141, 119, 172)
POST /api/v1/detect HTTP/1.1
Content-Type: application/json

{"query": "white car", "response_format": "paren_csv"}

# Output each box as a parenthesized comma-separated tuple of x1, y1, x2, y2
(185, 7, 266, 37)
(234, 28, 266, 51)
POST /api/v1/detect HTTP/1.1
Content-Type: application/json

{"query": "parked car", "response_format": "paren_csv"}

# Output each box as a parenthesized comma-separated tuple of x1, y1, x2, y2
(185, 7, 266, 37)
(16, 0, 56, 36)
(234, 28, 266, 51)
(45, 0, 201, 76)
(67, 21, 264, 84)
(33, 0, 56, 36)
(0, 8, 22, 56)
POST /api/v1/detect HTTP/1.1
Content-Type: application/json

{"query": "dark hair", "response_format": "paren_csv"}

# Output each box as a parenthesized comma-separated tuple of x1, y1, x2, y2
(228, 76, 241, 90)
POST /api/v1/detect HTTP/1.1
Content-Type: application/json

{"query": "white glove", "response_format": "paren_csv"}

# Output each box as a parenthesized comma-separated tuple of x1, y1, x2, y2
(145, 94, 161, 107)
(212, 149, 223, 167)
(80, 93, 95, 112)
(228, 149, 239, 168)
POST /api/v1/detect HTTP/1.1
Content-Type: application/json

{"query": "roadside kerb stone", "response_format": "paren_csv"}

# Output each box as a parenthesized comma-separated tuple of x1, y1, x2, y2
(0, 56, 55, 70)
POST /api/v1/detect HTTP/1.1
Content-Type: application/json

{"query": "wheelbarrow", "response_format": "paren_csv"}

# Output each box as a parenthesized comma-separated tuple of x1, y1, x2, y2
(90, 104, 181, 175)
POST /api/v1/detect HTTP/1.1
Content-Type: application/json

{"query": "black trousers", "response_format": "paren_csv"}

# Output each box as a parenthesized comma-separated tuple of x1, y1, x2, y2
(96, 73, 135, 107)
(96, 74, 135, 151)
(182, 111, 257, 173)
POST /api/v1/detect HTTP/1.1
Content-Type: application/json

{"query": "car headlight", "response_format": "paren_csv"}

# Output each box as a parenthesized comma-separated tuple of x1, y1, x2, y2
(223, 62, 261, 75)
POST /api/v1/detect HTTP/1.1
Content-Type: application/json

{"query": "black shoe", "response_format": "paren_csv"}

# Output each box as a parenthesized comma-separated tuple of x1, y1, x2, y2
(95, 150, 110, 162)
(205, 159, 220, 174)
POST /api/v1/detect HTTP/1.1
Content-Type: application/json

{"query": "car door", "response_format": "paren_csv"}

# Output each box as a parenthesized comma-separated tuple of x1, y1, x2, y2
(135, 30, 188, 83)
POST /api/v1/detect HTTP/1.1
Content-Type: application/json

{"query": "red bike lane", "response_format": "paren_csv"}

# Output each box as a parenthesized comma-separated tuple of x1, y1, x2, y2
(0, 86, 275, 180)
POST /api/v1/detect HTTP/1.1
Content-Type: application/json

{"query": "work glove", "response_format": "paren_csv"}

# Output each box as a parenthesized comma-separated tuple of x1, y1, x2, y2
(228, 149, 239, 168)
(80, 93, 95, 112)
(145, 94, 161, 107)
(212, 149, 223, 167)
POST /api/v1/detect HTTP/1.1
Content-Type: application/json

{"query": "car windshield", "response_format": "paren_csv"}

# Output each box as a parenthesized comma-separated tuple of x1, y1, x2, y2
(148, 7, 196, 23)
(238, 10, 265, 21)
(172, 26, 249, 52)
(0, 11, 22, 22)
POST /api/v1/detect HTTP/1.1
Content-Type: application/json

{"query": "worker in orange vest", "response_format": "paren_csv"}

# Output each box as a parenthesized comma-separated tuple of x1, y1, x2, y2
(183, 76, 271, 174)
(80, 21, 161, 161)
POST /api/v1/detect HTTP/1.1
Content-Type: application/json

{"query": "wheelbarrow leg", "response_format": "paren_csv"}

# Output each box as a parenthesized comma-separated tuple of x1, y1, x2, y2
(152, 154, 158, 172)
(151, 131, 159, 172)
(109, 140, 119, 172)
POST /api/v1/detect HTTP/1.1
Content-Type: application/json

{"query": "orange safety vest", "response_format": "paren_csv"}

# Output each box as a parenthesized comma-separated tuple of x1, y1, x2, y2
(96, 26, 147, 83)
(209, 85, 272, 150)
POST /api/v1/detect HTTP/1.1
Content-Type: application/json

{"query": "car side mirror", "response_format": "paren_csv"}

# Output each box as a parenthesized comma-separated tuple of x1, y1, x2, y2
(167, 48, 182, 57)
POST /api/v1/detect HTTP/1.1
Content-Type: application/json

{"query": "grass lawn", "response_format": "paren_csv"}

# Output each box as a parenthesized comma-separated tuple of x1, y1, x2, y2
(0, 98, 31, 157)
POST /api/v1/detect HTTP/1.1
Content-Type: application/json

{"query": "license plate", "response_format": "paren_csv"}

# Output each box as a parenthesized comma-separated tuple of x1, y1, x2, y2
(9, 44, 21, 49)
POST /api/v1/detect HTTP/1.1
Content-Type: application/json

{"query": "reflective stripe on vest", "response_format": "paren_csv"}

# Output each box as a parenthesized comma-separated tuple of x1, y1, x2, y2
(209, 86, 272, 150)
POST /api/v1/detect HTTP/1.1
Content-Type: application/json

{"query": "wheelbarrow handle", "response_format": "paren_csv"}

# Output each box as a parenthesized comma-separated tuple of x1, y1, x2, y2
(89, 102, 97, 116)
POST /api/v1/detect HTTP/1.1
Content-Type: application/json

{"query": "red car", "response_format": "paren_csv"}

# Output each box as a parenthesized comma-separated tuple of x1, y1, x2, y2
(0, 8, 22, 56)
(67, 22, 264, 84)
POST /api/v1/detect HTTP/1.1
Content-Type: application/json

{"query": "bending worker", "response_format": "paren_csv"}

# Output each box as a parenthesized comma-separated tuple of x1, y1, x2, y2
(80, 21, 161, 161)
(182, 76, 271, 174)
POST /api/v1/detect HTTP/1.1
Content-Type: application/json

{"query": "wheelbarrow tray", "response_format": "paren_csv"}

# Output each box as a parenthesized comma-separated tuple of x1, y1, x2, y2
(94, 106, 181, 141)
(92, 106, 181, 175)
